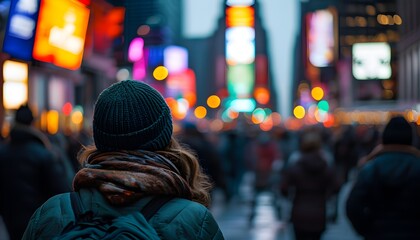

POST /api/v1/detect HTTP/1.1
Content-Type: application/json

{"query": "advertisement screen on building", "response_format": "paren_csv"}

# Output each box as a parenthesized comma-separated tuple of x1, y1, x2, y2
(352, 42, 391, 80)
(307, 8, 336, 67)
(3, 0, 40, 60)
(32, 0, 90, 70)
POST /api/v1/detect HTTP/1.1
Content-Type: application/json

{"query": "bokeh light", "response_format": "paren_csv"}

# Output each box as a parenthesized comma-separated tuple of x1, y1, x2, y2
(47, 110, 59, 135)
(260, 115, 273, 131)
(271, 112, 282, 125)
(251, 108, 266, 124)
(317, 100, 329, 112)
(116, 68, 130, 81)
(254, 87, 270, 105)
(137, 25, 150, 35)
(71, 110, 83, 125)
(293, 105, 306, 119)
(153, 66, 169, 80)
(207, 95, 221, 108)
(311, 87, 324, 100)
(62, 102, 72, 116)
(194, 106, 207, 119)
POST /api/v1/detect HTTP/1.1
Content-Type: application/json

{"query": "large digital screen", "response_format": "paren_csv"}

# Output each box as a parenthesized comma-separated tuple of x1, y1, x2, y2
(352, 42, 391, 80)
(2, 0, 40, 60)
(32, 0, 90, 70)
(227, 64, 255, 98)
(307, 9, 335, 67)
(225, 27, 255, 65)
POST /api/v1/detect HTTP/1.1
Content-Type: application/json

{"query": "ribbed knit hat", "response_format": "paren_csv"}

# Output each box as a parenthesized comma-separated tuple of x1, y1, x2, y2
(93, 80, 173, 151)
(382, 116, 413, 146)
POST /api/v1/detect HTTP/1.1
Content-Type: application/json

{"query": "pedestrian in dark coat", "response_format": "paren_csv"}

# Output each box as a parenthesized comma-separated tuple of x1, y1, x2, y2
(281, 131, 338, 240)
(346, 116, 420, 240)
(22, 80, 224, 239)
(179, 122, 228, 197)
(0, 105, 70, 240)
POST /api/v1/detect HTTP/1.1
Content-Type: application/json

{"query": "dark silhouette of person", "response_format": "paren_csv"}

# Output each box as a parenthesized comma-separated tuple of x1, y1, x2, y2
(0, 104, 70, 240)
(347, 116, 420, 239)
(179, 122, 228, 198)
(281, 131, 339, 240)
(333, 125, 358, 184)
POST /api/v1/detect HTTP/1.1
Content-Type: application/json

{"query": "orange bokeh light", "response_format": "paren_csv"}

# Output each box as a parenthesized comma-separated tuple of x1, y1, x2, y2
(254, 87, 270, 105)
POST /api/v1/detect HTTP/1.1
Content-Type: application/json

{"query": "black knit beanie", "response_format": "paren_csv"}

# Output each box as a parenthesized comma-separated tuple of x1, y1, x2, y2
(382, 116, 413, 146)
(93, 80, 173, 151)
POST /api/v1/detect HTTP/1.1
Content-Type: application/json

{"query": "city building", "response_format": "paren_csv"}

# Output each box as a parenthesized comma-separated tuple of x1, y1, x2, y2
(397, 0, 420, 105)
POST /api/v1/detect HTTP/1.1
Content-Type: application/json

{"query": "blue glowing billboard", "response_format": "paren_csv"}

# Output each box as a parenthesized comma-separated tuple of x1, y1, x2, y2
(2, 0, 40, 60)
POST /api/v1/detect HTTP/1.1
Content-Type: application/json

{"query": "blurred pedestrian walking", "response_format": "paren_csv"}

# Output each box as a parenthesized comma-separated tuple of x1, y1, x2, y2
(179, 122, 229, 200)
(333, 125, 358, 185)
(219, 129, 248, 200)
(22, 80, 224, 239)
(249, 131, 281, 223)
(0, 104, 70, 240)
(346, 116, 420, 240)
(281, 131, 339, 240)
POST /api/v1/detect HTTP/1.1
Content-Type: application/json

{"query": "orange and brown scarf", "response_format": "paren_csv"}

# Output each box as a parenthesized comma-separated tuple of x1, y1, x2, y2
(73, 150, 193, 206)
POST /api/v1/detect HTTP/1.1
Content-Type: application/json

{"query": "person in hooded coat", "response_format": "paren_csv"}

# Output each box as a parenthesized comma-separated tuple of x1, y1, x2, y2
(281, 131, 339, 240)
(346, 116, 420, 240)
(22, 80, 224, 240)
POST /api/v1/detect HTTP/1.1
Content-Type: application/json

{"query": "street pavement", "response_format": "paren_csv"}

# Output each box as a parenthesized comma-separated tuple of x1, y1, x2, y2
(211, 171, 362, 240)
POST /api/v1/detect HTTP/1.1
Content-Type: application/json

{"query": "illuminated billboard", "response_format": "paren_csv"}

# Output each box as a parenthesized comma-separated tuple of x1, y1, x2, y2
(225, 27, 255, 65)
(166, 69, 196, 106)
(307, 9, 336, 67)
(2, 0, 40, 60)
(227, 64, 255, 98)
(225, 3, 256, 112)
(32, 0, 90, 70)
(164, 46, 188, 74)
(352, 42, 391, 80)
(3, 60, 28, 109)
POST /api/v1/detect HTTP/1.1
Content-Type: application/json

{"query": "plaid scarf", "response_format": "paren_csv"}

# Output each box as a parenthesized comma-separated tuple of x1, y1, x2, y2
(73, 150, 193, 205)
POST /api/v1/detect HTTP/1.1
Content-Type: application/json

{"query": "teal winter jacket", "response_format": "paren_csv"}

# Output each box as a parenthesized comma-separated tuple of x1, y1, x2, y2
(22, 189, 224, 240)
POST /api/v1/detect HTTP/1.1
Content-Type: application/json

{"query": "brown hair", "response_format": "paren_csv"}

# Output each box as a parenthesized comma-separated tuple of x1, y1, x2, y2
(77, 137, 213, 207)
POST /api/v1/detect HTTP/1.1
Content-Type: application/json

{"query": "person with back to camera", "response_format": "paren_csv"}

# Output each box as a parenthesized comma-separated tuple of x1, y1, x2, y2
(281, 131, 339, 240)
(22, 80, 225, 239)
(0, 104, 70, 240)
(346, 116, 420, 240)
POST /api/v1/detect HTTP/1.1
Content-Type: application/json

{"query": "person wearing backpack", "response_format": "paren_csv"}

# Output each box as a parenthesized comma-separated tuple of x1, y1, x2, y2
(22, 80, 225, 240)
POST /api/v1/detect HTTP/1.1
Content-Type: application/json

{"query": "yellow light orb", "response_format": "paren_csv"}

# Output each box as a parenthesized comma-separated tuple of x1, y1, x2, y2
(194, 106, 207, 119)
(311, 87, 324, 101)
(293, 105, 306, 119)
(153, 66, 169, 81)
(47, 110, 59, 135)
(71, 111, 83, 125)
(207, 95, 221, 108)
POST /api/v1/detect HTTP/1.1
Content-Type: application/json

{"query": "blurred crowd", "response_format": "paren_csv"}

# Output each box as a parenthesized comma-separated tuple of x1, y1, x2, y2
(1, 104, 420, 240)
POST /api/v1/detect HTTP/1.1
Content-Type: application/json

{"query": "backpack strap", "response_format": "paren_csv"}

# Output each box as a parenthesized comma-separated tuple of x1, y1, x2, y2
(140, 196, 173, 221)
(69, 192, 93, 222)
